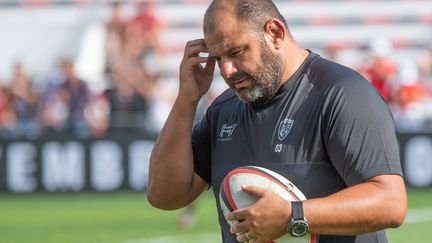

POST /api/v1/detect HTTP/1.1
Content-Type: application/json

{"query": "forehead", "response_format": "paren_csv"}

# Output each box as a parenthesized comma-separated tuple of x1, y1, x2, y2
(204, 16, 253, 56)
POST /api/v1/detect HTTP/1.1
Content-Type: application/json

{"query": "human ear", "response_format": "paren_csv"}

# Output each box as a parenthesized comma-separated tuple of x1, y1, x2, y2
(264, 19, 285, 50)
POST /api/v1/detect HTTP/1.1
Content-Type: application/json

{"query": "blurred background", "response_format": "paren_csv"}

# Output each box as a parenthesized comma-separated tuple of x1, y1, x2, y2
(0, 0, 431, 242)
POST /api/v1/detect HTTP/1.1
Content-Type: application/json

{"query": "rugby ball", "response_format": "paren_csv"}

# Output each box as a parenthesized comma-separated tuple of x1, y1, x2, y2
(219, 166, 317, 243)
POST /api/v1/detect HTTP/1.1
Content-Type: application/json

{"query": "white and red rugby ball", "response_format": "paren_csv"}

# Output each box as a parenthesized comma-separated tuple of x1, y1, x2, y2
(219, 166, 317, 243)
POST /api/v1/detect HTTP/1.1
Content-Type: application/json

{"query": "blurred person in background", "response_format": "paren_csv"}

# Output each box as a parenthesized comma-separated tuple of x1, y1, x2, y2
(0, 85, 16, 138)
(322, 43, 343, 62)
(42, 86, 70, 134)
(359, 36, 398, 103)
(105, 1, 163, 74)
(141, 74, 174, 134)
(102, 1, 162, 137)
(128, 1, 163, 59)
(417, 46, 432, 130)
(105, 2, 127, 75)
(41, 59, 91, 137)
(418, 46, 432, 86)
(84, 93, 111, 138)
(9, 62, 40, 138)
(103, 63, 151, 135)
(104, 1, 163, 77)
(393, 58, 430, 131)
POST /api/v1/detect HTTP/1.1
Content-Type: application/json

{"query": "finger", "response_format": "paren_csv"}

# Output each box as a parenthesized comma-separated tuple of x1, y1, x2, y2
(236, 233, 248, 242)
(183, 39, 207, 57)
(236, 232, 257, 243)
(241, 185, 266, 199)
(186, 56, 211, 66)
(230, 220, 249, 234)
(184, 44, 209, 59)
(185, 38, 206, 47)
(246, 232, 257, 241)
(226, 208, 248, 221)
(204, 57, 216, 75)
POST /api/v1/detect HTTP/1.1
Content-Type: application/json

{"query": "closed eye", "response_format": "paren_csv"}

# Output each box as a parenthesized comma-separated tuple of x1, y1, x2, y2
(231, 49, 244, 56)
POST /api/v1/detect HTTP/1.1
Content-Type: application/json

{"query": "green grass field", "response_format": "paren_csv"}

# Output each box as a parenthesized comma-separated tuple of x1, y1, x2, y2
(0, 188, 431, 243)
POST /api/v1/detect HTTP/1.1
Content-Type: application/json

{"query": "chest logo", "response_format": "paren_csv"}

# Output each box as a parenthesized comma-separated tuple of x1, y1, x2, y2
(218, 123, 238, 141)
(278, 119, 294, 141)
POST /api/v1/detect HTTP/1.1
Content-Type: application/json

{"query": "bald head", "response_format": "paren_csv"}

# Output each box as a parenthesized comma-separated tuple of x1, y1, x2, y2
(204, 0, 289, 36)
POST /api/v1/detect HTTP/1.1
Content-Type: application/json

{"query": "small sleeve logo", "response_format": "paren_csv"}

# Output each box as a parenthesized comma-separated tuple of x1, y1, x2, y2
(218, 123, 238, 141)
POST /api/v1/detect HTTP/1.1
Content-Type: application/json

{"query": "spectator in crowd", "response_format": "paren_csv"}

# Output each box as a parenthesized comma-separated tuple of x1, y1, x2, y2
(2, 3, 431, 140)
(41, 85, 70, 134)
(322, 43, 343, 62)
(42, 59, 91, 136)
(358, 36, 398, 102)
(102, 1, 164, 135)
(0, 85, 16, 138)
(103, 63, 151, 134)
(393, 58, 431, 131)
(128, 1, 163, 59)
(105, 1, 163, 75)
(9, 62, 40, 138)
(144, 77, 177, 134)
(84, 93, 111, 138)
(418, 46, 432, 86)
(105, 2, 126, 75)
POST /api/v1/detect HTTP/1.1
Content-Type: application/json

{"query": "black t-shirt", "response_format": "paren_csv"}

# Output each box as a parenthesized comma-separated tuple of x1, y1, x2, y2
(192, 52, 402, 243)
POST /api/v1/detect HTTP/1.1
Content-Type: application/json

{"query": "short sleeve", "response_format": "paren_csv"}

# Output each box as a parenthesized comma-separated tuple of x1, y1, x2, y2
(192, 110, 212, 184)
(323, 75, 402, 186)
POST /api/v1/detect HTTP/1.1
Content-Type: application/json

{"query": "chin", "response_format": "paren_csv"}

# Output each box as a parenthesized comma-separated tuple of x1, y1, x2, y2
(235, 89, 251, 100)
(237, 91, 263, 105)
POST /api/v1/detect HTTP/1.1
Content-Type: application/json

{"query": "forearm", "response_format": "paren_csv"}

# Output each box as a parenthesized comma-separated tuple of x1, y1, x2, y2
(147, 97, 202, 209)
(304, 175, 407, 235)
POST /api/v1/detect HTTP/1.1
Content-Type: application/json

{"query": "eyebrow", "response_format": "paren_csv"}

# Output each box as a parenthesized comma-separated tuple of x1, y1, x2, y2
(209, 46, 243, 60)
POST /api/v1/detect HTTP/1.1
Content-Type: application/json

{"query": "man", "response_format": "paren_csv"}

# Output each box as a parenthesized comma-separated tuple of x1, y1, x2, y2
(147, 1, 407, 242)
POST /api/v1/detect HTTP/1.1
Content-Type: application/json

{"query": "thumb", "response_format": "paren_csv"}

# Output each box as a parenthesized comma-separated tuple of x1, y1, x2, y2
(241, 185, 266, 199)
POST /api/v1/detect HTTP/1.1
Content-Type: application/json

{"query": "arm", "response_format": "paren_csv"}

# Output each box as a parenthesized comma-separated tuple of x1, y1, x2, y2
(147, 39, 216, 210)
(229, 174, 407, 242)
(305, 174, 406, 235)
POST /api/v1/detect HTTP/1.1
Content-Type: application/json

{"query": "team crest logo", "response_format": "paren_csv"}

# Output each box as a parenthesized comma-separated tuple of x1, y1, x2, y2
(278, 119, 294, 141)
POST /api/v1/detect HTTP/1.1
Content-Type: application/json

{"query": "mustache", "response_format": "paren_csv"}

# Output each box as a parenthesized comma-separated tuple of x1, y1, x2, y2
(227, 71, 253, 83)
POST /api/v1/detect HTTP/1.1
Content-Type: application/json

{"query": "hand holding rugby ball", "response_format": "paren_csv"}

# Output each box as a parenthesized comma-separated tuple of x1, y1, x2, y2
(219, 166, 317, 243)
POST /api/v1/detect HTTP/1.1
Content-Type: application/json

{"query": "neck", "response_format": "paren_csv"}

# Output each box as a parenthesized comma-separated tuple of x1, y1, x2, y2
(280, 44, 309, 85)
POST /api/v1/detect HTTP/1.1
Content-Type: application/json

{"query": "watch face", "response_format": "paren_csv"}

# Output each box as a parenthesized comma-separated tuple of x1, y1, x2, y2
(290, 220, 309, 237)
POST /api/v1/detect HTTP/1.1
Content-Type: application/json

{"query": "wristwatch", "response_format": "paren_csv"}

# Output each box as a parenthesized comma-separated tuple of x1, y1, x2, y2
(287, 201, 309, 237)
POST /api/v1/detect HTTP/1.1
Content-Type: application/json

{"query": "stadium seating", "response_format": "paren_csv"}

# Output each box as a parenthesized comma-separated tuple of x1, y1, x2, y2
(156, 0, 432, 76)
(0, 0, 430, 84)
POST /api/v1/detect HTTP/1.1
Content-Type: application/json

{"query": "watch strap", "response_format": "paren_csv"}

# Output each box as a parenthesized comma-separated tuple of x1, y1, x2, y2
(291, 201, 304, 220)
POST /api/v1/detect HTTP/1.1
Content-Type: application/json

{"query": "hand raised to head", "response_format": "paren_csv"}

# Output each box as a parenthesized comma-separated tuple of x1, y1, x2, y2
(179, 39, 216, 104)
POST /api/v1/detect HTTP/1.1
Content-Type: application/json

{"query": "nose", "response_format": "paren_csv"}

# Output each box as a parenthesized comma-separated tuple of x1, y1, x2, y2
(219, 57, 238, 80)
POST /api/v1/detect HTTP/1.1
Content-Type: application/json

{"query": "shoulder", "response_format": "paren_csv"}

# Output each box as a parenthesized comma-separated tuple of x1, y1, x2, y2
(307, 55, 383, 102)
(308, 56, 366, 87)
(306, 56, 392, 125)
(208, 88, 238, 110)
(201, 88, 242, 125)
